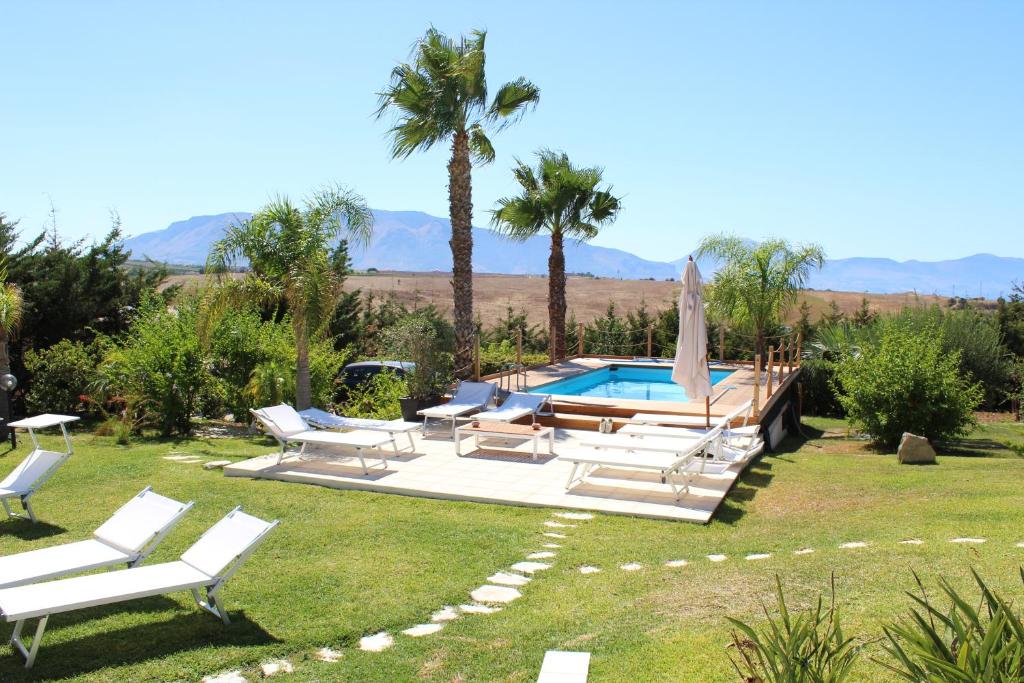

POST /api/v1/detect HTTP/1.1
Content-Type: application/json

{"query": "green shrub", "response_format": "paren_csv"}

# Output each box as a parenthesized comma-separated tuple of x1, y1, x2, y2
(479, 340, 548, 375)
(23, 339, 101, 415)
(726, 575, 860, 683)
(799, 358, 845, 418)
(341, 370, 406, 420)
(381, 315, 452, 400)
(833, 321, 982, 447)
(878, 569, 1024, 682)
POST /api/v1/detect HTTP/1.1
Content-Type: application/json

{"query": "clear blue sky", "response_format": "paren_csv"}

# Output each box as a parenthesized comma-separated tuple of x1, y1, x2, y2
(2, 1, 1021, 262)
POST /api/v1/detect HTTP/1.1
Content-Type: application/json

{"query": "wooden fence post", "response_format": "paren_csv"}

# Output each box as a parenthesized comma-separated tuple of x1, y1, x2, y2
(778, 341, 785, 384)
(752, 354, 762, 420)
(473, 334, 481, 381)
(577, 322, 585, 356)
(788, 334, 795, 372)
(766, 345, 775, 397)
(646, 325, 653, 358)
(516, 328, 523, 367)
(795, 332, 803, 367)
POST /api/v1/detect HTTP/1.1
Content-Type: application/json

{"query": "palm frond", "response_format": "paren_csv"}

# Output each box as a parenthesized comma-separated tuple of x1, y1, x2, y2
(468, 123, 495, 164)
(487, 77, 540, 127)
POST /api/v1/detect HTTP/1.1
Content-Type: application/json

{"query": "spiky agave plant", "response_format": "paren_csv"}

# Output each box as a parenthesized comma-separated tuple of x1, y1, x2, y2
(726, 574, 861, 683)
(878, 569, 1024, 681)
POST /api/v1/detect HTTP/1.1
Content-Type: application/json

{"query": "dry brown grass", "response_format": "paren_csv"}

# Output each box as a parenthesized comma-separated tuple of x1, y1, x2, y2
(164, 271, 953, 327)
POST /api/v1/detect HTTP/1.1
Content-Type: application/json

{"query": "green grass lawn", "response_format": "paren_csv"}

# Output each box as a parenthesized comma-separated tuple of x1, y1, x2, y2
(0, 419, 1022, 682)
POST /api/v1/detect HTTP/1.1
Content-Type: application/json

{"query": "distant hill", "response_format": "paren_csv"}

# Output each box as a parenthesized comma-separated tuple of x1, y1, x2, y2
(122, 209, 1022, 297)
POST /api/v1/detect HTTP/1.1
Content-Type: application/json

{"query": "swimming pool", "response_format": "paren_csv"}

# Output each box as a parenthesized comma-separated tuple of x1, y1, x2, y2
(528, 365, 732, 402)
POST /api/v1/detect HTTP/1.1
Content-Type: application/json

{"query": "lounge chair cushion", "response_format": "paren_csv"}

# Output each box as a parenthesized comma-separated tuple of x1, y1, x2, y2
(257, 404, 311, 437)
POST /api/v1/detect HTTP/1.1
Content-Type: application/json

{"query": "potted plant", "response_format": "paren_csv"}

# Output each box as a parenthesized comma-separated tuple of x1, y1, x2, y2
(382, 317, 453, 422)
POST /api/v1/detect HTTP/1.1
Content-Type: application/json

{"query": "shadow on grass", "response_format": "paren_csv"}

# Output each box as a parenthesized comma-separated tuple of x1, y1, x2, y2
(940, 437, 1023, 459)
(0, 520, 66, 540)
(713, 458, 776, 525)
(0, 609, 279, 681)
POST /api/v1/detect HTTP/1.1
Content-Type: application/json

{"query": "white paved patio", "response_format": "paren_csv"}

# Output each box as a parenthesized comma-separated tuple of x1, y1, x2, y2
(224, 428, 745, 523)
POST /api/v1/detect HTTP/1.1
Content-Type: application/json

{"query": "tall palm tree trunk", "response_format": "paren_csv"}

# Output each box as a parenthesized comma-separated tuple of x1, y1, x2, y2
(295, 323, 312, 410)
(548, 230, 567, 361)
(448, 130, 475, 376)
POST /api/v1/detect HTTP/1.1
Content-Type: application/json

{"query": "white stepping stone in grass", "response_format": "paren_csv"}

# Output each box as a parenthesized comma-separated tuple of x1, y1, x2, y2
(794, 548, 815, 555)
(471, 585, 522, 604)
(314, 647, 343, 663)
(555, 512, 594, 520)
(543, 543, 562, 549)
(511, 561, 551, 574)
(459, 603, 501, 614)
(746, 553, 771, 561)
(839, 542, 868, 549)
(430, 606, 459, 622)
(358, 632, 394, 652)
(488, 571, 531, 587)
(899, 539, 924, 545)
(620, 562, 643, 571)
(543, 532, 567, 539)
(707, 554, 727, 562)
(202, 671, 247, 683)
(1016, 542, 1024, 548)
(203, 459, 232, 470)
(950, 537, 986, 544)
(403, 623, 445, 637)
(260, 660, 294, 677)
(544, 521, 575, 528)
(665, 559, 688, 568)
(163, 454, 195, 461)
(527, 551, 556, 560)
(579, 566, 602, 575)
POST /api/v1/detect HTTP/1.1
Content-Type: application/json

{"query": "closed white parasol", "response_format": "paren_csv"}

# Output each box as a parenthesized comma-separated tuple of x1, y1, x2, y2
(671, 256, 712, 426)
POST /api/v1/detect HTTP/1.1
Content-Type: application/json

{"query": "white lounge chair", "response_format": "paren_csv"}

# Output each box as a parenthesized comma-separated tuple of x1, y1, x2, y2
(560, 428, 725, 499)
(0, 507, 279, 668)
(2, 414, 80, 523)
(471, 392, 551, 425)
(251, 404, 395, 473)
(298, 407, 420, 452)
(630, 399, 753, 430)
(617, 423, 764, 465)
(417, 381, 497, 438)
(0, 487, 194, 589)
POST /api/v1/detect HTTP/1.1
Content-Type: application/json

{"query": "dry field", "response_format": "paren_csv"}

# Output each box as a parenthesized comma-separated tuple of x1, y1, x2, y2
(164, 271, 951, 327)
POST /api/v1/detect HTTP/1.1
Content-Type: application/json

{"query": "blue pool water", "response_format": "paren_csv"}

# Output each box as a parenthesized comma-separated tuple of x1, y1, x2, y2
(528, 365, 732, 401)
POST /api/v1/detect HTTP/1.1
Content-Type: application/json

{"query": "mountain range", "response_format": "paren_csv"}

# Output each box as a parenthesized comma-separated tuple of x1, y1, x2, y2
(122, 209, 1022, 299)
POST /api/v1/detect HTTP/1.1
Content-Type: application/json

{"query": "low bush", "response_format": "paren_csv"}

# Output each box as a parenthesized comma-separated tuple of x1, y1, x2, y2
(23, 339, 102, 415)
(381, 315, 452, 400)
(479, 340, 548, 375)
(833, 321, 982, 447)
(341, 370, 406, 420)
(799, 358, 844, 418)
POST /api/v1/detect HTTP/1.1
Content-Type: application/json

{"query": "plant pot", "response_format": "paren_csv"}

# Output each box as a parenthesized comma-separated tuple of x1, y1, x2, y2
(399, 396, 441, 423)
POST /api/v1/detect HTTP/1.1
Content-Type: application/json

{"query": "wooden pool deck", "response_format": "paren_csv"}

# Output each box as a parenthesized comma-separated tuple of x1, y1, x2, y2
(224, 428, 743, 523)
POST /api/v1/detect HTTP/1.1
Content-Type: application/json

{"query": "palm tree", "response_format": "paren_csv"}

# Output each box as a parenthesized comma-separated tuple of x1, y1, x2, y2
(0, 270, 23, 435)
(696, 235, 825, 359)
(376, 28, 540, 376)
(491, 151, 622, 360)
(207, 186, 373, 409)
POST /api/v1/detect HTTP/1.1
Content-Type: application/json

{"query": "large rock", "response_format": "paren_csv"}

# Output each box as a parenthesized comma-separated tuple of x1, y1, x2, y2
(898, 433, 936, 464)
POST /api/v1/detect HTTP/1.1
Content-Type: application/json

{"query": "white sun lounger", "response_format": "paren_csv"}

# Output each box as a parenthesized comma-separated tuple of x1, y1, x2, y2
(0, 487, 194, 589)
(616, 424, 764, 464)
(0, 507, 279, 668)
(298, 407, 420, 452)
(1, 415, 81, 524)
(471, 392, 551, 425)
(252, 404, 395, 473)
(418, 381, 497, 438)
(560, 428, 725, 499)
(630, 399, 753, 430)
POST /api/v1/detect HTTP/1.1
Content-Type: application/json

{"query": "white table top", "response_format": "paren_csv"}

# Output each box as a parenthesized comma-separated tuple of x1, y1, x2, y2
(7, 414, 81, 429)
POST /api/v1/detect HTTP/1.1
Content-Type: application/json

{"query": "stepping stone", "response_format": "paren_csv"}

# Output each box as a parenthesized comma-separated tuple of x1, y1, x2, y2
(707, 554, 727, 562)
(543, 543, 562, 549)
(314, 647, 343, 663)
(527, 551, 556, 560)
(430, 606, 459, 622)
(950, 537, 986, 544)
(543, 532, 567, 539)
(579, 565, 602, 574)
(260, 660, 294, 677)
(794, 548, 815, 555)
(1016, 542, 1024, 548)
(839, 542, 868, 549)
(899, 539, 924, 545)
(665, 559, 688, 568)
(164, 454, 196, 461)
(459, 603, 501, 614)
(203, 459, 233, 470)
(488, 571, 531, 587)
(358, 632, 394, 652)
(471, 585, 521, 604)
(403, 623, 444, 637)
(203, 672, 247, 683)
(538, 650, 591, 682)
(746, 553, 771, 561)
(620, 562, 643, 571)
(511, 561, 551, 574)
(544, 521, 575, 528)
(555, 512, 593, 520)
